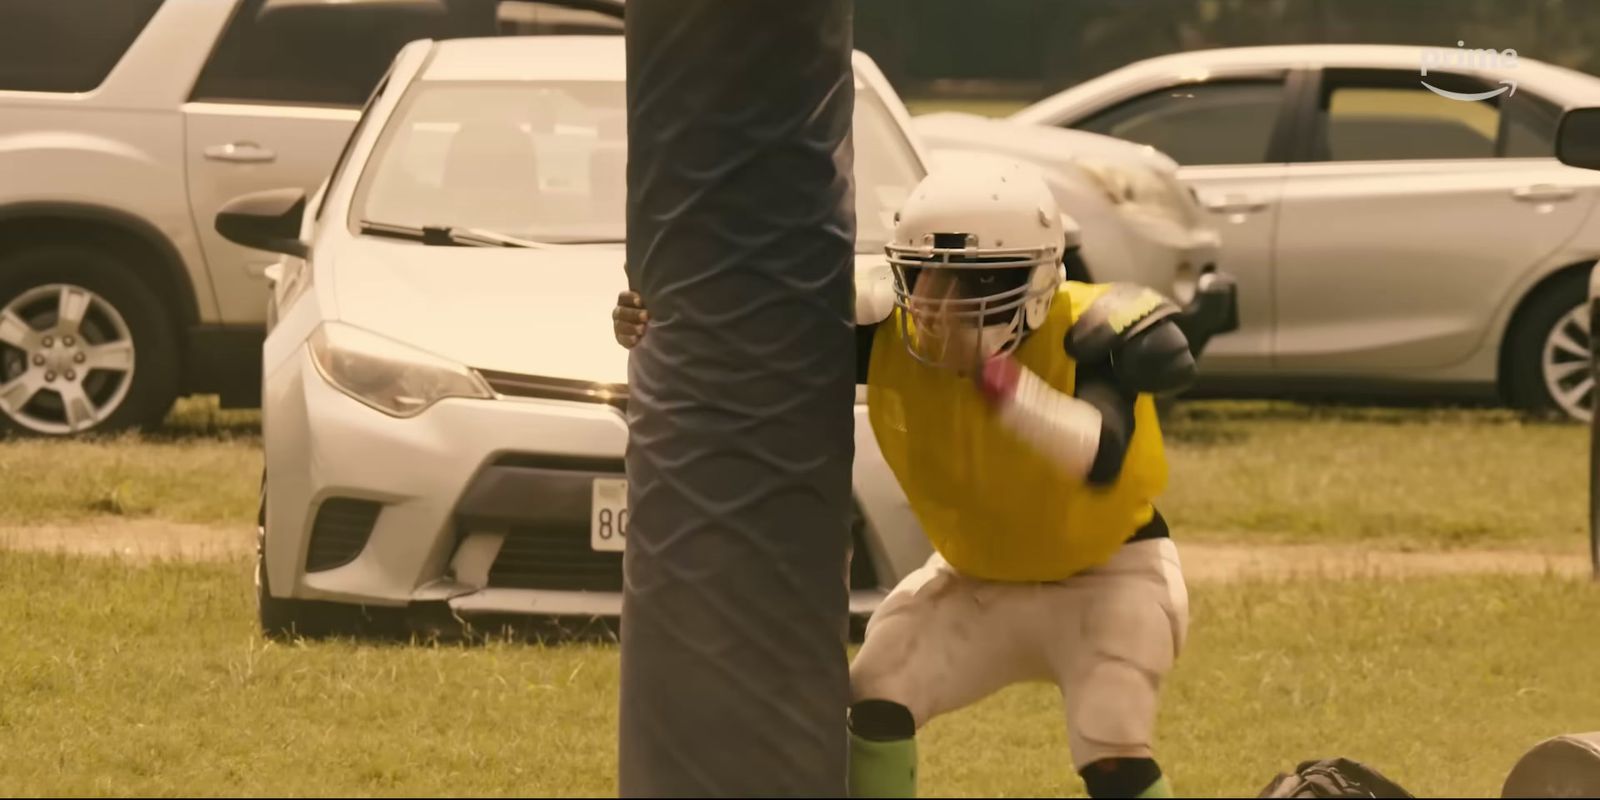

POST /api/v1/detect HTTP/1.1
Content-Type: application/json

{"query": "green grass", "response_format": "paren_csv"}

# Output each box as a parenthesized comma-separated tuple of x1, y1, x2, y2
(1160, 401, 1588, 551)
(0, 398, 1585, 552)
(0, 397, 260, 526)
(2, 550, 1596, 796)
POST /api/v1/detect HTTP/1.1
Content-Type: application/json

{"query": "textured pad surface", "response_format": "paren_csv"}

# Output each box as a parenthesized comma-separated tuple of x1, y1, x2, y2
(620, 1, 858, 796)
(1502, 733, 1600, 798)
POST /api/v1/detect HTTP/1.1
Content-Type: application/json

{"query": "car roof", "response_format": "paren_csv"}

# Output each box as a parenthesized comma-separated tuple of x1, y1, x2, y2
(1108, 44, 1600, 101)
(419, 35, 882, 85)
(1014, 43, 1600, 125)
(421, 36, 627, 82)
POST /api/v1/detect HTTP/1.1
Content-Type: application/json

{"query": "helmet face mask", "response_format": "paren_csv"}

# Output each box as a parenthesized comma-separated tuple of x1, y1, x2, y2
(884, 158, 1070, 374)
(892, 255, 1056, 373)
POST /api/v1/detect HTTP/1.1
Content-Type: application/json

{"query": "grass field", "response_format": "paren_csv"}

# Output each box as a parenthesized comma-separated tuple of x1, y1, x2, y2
(1162, 402, 1587, 550)
(0, 398, 260, 526)
(2, 550, 1595, 797)
(0, 397, 1582, 552)
(0, 397, 1591, 795)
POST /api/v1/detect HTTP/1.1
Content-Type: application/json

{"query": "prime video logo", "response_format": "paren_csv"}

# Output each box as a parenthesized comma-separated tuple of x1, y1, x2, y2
(1420, 41, 1518, 101)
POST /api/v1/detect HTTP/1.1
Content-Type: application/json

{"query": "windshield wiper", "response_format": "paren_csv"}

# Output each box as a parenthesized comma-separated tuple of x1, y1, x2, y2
(358, 220, 548, 249)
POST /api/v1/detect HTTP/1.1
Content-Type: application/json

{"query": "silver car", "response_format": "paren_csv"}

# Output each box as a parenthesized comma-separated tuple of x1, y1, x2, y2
(959, 44, 1600, 420)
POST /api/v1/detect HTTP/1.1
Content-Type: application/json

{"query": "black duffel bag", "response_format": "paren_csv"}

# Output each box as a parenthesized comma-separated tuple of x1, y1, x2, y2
(1257, 758, 1416, 798)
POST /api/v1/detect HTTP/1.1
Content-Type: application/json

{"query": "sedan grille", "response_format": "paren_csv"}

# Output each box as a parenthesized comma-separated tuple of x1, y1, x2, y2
(490, 524, 623, 592)
(477, 369, 628, 414)
(485, 503, 879, 593)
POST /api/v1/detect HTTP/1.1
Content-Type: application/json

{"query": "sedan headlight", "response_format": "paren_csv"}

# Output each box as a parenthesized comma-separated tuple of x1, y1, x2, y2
(308, 321, 493, 418)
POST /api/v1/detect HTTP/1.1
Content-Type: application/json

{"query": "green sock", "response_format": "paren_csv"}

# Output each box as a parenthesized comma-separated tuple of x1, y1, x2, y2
(848, 732, 917, 798)
(1136, 775, 1173, 798)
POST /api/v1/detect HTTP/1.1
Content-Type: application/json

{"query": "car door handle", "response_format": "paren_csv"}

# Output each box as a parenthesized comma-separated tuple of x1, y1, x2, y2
(1203, 193, 1270, 214)
(204, 141, 277, 164)
(1512, 184, 1576, 203)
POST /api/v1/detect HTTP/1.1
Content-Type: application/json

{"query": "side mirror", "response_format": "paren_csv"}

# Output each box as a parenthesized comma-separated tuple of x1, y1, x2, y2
(1556, 107, 1600, 171)
(216, 188, 310, 259)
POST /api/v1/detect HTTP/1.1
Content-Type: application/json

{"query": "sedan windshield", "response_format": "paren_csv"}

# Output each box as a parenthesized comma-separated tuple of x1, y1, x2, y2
(354, 79, 923, 252)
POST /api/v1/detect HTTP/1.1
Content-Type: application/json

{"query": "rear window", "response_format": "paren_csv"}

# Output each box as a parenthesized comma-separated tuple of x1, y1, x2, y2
(0, 0, 167, 93)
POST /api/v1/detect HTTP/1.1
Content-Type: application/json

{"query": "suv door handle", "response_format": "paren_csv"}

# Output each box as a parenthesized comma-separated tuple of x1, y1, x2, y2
(1512, 184, 1576, 203)
(204, 141, 277, 164)
(1203, 193, 1270, 214)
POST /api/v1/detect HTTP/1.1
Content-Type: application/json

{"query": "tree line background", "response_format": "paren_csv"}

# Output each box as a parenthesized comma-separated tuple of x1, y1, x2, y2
(854, 0, 1600, 101)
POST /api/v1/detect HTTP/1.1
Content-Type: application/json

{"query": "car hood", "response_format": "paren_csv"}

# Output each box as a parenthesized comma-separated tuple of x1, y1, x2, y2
(331, 241, 634, 384)
(330, 241, 888, 386)
(915, 111, 1213, 240)
(913, 111, 1183, 174)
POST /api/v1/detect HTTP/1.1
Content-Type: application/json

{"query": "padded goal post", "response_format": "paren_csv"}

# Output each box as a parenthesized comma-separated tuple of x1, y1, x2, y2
(618, 0, 858, 796)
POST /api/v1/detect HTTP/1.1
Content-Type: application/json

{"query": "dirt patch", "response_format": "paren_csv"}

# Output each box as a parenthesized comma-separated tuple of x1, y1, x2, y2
(1176, 540, 1590, 583)
(0, 520, 254, 563)
(0, 521, 1591, 582)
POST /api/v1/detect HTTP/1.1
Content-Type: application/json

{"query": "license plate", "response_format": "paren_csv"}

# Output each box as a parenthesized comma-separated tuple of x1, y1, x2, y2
(591, 478, 628, 552)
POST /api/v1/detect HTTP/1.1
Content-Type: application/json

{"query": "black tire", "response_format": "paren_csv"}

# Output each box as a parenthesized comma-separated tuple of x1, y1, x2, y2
(257, 540, 326, 640)
(1590, 396, 1600, 579)
(256, 477, 415, 641)
(0, 244, 180, 437)
(256, 477, 366, 641)
(256, 527, 379, 640)
(1505, 272, 1590, 420)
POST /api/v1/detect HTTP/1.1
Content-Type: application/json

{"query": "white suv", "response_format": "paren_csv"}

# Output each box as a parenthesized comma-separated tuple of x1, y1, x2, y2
(0, 0, 622, 436)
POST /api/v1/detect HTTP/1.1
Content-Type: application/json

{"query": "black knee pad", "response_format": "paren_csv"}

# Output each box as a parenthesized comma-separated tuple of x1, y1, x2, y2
(1081, 757, 1162, 798)
(849, 699, 914, 741)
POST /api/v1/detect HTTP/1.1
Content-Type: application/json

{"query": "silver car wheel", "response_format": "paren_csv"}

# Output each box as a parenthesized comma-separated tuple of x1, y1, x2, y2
(1542, 303, 1593, 422)
(0, 283, 136, 435)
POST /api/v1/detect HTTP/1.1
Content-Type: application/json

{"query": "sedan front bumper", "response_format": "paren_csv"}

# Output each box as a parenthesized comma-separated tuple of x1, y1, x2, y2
(264, 348, 907, 623)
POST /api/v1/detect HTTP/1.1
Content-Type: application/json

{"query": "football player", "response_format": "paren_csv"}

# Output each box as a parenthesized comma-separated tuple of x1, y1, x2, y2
(615, 159, 1198, 799)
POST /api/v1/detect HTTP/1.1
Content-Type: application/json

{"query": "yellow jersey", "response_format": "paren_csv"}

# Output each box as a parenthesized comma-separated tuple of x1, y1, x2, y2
(865, 281, 1169, 583)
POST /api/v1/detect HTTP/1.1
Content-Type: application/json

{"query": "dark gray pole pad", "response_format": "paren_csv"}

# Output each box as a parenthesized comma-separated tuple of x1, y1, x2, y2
(619, 1, 857, 796)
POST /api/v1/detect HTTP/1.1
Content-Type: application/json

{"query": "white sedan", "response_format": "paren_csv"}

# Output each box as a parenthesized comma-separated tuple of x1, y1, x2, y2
(947, 44, 1600, 420)
(218, 37, 933, 638)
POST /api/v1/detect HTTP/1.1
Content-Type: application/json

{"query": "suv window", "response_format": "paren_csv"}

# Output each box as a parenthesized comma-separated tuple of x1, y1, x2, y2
(1313, 70, 1557, 161)
(1074, 80, 1287, 166)
(191, 0, 622, 108)
(191, 0, 454, 107)
(0, 0, 167, 93)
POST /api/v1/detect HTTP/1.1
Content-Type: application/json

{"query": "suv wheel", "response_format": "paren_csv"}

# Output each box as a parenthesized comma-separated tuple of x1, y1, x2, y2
(0, 245, 180, 436)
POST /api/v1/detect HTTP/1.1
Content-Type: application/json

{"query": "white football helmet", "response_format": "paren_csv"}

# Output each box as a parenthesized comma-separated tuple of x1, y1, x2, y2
(885, 156, 1073, 371)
